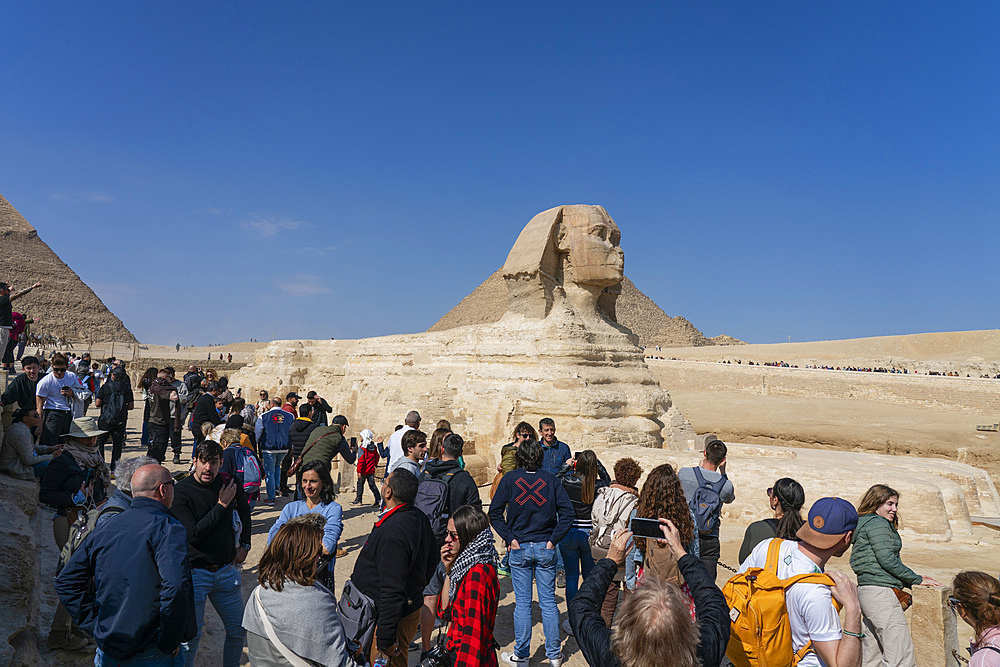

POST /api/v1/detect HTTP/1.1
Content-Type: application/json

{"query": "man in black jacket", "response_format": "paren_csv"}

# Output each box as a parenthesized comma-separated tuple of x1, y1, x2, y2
(146, 370, 177, 463)
(305, 390, 332, 425)
(567, 520, 730, 667)
(190, 380, 222, 452)
(350, 469, 437, 667)
(0, 355, 40, 411)
(287, 404, 318, 497)
(56, 463, 197, 664)
(173, 440, 251, 667)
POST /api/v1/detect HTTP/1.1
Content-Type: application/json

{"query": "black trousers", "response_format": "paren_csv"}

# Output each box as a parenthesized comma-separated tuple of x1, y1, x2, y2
(356, 473, 379, 502)
(97, 421, 127, 470)
(170, 427, 183, 456)
(41, 409, 73, 447)
(147, 423, 170, 463)
(699, 533, 721, 584)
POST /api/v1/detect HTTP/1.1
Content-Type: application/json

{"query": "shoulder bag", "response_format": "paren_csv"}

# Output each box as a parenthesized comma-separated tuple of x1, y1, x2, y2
(287, 431, 324, 477)
(252, 587, 312, 667)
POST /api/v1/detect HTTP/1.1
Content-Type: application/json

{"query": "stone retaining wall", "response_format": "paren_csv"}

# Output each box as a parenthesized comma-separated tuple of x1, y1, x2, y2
(650, 360, 1000, 414)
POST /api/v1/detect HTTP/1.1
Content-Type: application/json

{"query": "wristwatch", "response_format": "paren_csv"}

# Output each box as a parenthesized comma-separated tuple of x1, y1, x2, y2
(240, 543, 251, 552)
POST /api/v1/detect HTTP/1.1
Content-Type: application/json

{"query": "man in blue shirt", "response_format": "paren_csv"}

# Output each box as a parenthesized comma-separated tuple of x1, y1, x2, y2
(538, 417, 571, 476)
(56, 464, 196, 665)
(538, 417, 572, 587)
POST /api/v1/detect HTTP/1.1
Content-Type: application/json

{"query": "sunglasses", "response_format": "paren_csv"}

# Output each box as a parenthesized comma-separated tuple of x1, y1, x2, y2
(52, 367, 68, 373)
(445, 530, 459, 541)
(947, 596, 962, 610)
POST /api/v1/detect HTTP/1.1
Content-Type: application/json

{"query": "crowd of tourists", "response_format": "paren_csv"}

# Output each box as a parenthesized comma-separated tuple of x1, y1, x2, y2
(0, 343, 997, 666)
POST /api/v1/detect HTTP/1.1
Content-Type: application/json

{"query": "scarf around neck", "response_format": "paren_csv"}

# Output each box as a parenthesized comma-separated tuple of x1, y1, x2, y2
(63, 438, 110, 490)
(448, 526, 499, 603)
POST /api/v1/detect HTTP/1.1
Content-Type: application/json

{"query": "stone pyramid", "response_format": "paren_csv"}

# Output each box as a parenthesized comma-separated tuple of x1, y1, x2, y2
(0, 193, 137, 343)
(428, 268, 742, 348)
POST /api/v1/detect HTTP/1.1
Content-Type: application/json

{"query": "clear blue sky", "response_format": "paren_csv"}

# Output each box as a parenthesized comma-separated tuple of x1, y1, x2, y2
(2, 2, 997, 345)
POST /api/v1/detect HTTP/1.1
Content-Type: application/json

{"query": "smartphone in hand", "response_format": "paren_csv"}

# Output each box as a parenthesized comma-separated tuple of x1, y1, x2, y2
(629, 516, 667, 539)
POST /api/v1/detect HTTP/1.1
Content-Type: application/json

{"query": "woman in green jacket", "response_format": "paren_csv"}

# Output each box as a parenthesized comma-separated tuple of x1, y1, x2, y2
(850, 484, 940, 667)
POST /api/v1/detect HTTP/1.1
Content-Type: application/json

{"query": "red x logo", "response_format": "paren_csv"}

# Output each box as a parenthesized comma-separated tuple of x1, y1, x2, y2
(514, 477, 546, 506)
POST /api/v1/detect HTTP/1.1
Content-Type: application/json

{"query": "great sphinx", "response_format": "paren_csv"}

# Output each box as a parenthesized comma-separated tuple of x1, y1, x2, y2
(231, 205, 690, 481)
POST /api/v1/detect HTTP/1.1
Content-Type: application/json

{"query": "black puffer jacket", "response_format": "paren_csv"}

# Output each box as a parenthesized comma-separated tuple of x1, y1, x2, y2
(288, 418, 318, 458)
(569, 555, 729, 667)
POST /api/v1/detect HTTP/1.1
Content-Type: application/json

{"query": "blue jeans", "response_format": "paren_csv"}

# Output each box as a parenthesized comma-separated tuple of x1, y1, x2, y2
(96, 646, 183, 666)
(261, 451, 286, 501)
(509, 541, 561, 660)
(558, 528, 594, 602)
(181, 564, 246, 667)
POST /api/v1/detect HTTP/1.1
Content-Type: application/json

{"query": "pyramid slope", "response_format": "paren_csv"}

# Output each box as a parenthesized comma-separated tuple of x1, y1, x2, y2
(0, 194, 137, 343)
(428, 269, 742, 348)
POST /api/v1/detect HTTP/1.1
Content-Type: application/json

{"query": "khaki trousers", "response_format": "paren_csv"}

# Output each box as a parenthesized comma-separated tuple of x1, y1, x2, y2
(858, 585, 917, 667)
(368, 608, 421, 667)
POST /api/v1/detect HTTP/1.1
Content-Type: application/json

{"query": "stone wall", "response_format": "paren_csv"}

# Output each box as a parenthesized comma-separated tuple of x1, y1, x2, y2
(650, 360, 1000, 414)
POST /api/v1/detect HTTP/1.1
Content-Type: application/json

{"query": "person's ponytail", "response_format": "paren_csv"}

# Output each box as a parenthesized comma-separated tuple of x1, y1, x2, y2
(772, 478, 806, 541)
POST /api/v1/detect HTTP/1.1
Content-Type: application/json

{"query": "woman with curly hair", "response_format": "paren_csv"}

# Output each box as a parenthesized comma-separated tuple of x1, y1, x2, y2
(631, 463, 699, 589)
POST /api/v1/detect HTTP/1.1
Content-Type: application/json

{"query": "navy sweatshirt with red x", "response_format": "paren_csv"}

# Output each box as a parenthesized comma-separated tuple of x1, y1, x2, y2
(488, 468, 573, 546)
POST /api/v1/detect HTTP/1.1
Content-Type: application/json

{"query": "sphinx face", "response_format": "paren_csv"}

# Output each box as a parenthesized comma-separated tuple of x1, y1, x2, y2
(561, 207, 625, 286)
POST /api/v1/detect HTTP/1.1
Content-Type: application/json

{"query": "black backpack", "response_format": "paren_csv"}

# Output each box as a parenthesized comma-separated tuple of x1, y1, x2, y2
(414, 469, 458, 546)
(97, 383, 127, 431)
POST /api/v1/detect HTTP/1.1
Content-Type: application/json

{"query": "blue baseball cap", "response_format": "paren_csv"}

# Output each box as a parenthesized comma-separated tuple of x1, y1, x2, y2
(796, 497, 859, 549)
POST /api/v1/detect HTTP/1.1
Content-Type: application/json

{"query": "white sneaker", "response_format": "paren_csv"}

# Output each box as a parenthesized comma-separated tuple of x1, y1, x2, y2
(501, 652, 530, 665)
(549, 654, 565, 667)
(561, 618, 573, 636)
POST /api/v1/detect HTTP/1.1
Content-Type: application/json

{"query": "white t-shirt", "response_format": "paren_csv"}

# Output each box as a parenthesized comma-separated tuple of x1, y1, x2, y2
(35, 370, 83, 411)
(386, 425, 414, 471)
(739, 538, 842, 667)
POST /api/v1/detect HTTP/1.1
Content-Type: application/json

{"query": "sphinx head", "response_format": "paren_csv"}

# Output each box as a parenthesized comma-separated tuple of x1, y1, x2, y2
(501, 205, 624, 320)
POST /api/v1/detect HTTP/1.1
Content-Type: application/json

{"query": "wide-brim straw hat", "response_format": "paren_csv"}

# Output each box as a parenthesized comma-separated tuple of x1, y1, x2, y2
(61, 416, 107, 439)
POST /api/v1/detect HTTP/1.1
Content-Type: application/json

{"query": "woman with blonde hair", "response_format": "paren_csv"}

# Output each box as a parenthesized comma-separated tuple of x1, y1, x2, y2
(949, 571, 1000, 667)
(851, 484, 940, 667)
(243, 517, 353, 666)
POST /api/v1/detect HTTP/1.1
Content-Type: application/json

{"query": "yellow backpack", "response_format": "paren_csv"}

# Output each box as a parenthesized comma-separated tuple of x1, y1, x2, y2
(722, 539, 840, 667)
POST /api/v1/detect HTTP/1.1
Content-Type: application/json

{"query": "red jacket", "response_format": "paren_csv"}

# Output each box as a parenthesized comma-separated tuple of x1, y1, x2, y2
(357, 445, 379, 476)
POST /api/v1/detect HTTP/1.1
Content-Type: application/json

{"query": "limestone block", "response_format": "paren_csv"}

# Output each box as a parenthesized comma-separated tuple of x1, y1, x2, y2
(0, 474, 38, 518)
(0, 500, 35, 665)
(910, 585, 958, 667)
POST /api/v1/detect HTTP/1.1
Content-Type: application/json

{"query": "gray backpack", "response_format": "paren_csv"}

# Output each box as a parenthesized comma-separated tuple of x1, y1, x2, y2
(689, 467, 727, 535)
